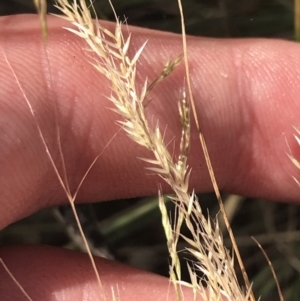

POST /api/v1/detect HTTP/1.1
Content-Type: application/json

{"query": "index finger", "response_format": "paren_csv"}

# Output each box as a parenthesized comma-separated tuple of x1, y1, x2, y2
(1, 15, 300, 230)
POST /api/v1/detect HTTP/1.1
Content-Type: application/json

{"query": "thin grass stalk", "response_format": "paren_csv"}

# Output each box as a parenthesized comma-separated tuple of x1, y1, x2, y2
(295, 0, 300, 41)
(0, 258, 33, 301)
(252, 237, 284, 301)
(2, 46, 107, 301)
(33, 0, 48, 40)
(176, 1, 255, 300)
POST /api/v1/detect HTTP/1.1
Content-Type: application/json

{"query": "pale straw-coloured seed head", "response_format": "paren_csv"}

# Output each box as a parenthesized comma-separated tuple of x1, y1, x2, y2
(54, 1, 254, 300)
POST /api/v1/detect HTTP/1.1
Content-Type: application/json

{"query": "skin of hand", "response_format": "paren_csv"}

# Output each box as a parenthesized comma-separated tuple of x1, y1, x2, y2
(1, 13, 300, 301)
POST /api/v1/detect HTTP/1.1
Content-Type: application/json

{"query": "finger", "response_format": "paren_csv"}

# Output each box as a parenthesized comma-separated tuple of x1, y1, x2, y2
(1, 15, 300, 229)
(0, 245, 194, 301)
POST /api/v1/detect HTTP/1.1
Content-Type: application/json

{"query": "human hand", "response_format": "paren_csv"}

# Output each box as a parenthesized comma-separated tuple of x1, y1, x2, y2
(1, 14, 300, 301)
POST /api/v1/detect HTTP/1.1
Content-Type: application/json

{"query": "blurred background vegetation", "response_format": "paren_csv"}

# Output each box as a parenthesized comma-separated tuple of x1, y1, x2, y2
(1, 1, 300, 300)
